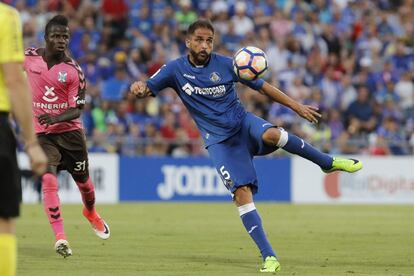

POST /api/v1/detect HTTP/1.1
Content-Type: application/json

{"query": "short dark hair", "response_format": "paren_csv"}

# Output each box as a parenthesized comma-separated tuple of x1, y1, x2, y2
(45, 15, 69, 35)
(187, 19, 215, 35)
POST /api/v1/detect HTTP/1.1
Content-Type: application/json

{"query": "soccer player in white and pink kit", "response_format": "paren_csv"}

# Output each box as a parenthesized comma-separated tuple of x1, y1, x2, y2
(23, 15, 110, 258)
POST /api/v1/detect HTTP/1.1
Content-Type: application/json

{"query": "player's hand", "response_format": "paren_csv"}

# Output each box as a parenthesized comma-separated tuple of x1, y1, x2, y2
(37, 114, 57, 126)
(26, 143, 47, 176)
(294, 104, 321, 124)
(130, 81, 148, 98)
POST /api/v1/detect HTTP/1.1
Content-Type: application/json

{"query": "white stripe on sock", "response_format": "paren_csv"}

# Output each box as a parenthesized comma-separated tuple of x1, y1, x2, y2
(238, 202, 256, 216)
(276, 127, 288, 147)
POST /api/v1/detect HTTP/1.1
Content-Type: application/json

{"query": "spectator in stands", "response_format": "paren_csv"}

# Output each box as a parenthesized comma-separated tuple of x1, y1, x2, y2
(395, 71, 414, 116)
(175, 0, 196, 33)
(121, 123, 141, 156)
(231, 1, 254, 36)
(345, 86, 377, 135)
(92, 100, 116, 133)
(377, 116, 408, 155)
(6, 0, 414, 156)
(101, 0, 128, 47)
(101, 65, 130, 102)
(89, 129, 111, 153)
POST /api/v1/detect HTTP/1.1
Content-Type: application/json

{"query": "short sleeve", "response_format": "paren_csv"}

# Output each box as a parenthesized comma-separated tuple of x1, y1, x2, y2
(238, 78, 265, 91)
(146, 63, 174, 96)
(67, 61, 86, 108)
(227, 55, 265, 90)
(0, 7, 24, 64)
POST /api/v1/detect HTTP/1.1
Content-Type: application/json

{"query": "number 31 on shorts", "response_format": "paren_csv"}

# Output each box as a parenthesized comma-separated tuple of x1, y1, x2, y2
(74, 160, 86, 171)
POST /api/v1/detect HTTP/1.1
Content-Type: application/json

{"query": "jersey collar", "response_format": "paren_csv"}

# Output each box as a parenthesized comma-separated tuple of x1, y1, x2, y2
(187, 54, 212, 68)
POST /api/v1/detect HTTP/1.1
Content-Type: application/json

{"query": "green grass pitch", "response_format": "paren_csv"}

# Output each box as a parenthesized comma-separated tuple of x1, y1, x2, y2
(17, 203, 413, 275)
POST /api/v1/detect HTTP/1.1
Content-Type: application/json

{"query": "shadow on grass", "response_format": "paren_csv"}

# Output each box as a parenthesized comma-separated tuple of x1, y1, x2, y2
(161, 253, 256, 269)
(20, 244, 55, 258)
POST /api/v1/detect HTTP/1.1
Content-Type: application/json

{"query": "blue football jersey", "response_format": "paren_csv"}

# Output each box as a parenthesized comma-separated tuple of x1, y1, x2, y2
(146, 53, 264, 146)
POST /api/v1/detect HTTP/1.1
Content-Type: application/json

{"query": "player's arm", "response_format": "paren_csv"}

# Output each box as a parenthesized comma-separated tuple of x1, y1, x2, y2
(258, 81, 321, 124)
(130, 63, 173, 98)
(232, 56, 321, 124)
(0, 8, 47, 175)
(37, 107, 81, 126)
(130, 81, 153, 98)
(3, 63, 37, 145)
(3, 62, 47, 175)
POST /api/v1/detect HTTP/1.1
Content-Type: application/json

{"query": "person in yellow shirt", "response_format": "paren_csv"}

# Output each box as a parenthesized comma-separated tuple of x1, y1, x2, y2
(0, 3, 47, 276)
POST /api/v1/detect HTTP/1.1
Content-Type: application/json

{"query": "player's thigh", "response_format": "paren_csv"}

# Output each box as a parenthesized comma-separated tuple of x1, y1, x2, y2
(58, 130, 90, 182)
(207, 135, 258, 194)
(38, 134, 62, 169)
(244, 112, 278, 156)
(0, 123, 21, 219)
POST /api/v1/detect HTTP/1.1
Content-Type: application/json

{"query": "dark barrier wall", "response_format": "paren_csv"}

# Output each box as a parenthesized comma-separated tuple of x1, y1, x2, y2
(119, 157, 291, 201)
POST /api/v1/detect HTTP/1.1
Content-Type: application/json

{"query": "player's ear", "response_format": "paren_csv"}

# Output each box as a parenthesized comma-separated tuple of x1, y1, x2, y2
(185, 38, 190, 48)
(44, 31, 50, 42)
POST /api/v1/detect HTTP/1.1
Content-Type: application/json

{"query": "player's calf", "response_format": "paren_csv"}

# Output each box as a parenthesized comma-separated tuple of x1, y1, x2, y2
(264, 128, 334, 170)
(75, 176, 96, 212)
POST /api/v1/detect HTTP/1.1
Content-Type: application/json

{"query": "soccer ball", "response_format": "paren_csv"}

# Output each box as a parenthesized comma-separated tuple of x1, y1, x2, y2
(233, 46, 268, 81)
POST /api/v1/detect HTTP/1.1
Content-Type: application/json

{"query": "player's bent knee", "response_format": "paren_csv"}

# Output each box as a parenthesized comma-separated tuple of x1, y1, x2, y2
(46, 166, 58, 176)
(76, 181, 93, 192)
(0, 218, 15, 234)
(233, 185, 253, 206)
(72, 174, 89, 184)
(263, 127, 288, 147)
(262, 127, 281, 146)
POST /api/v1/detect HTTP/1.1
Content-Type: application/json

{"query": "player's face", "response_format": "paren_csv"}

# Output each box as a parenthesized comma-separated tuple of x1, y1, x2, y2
(186, 28, 214, 65)
(45, 25, 70, 54)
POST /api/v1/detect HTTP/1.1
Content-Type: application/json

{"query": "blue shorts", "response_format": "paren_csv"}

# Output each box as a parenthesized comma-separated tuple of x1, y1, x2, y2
(207, 112, 278, 195)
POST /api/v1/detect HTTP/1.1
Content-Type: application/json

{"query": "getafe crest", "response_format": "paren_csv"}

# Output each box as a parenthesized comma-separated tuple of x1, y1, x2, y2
(209, 72, 221, 83)
(58, 71, 67, 83)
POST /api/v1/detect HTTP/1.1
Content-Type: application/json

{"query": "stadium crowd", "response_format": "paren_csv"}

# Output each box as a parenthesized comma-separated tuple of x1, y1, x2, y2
(4, 0, 414, 156)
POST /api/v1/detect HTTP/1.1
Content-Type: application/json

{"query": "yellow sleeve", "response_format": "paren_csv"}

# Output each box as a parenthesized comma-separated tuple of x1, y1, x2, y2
(0, 5, 24, 64)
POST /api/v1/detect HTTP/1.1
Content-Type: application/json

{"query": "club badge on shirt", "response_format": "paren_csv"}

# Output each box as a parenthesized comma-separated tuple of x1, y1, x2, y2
(58, 71, 67, 83)
(210, 72, 221, 83)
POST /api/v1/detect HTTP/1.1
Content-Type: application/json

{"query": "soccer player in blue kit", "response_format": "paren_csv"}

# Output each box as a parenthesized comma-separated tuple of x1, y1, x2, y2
(130, 19, 362, 273)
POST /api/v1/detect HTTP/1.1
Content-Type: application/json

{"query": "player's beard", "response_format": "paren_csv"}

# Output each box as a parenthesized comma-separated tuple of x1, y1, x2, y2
(190, 49, 210, 66)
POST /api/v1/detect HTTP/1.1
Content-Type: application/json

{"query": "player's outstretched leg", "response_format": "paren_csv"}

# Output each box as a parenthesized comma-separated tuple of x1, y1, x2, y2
(76, 177, 110, 240)
(42, 173, 71, 257)
(266, 128, 362, 173)
(235, 187, 281, 272)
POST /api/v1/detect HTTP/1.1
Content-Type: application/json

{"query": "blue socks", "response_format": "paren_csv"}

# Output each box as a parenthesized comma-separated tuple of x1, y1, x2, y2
(239, 203, 275, 259)
(281, 132, 333, 170)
